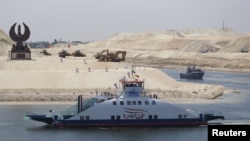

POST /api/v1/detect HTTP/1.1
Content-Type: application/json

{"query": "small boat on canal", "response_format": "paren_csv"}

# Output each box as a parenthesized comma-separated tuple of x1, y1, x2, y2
(180, 60, 205, 79)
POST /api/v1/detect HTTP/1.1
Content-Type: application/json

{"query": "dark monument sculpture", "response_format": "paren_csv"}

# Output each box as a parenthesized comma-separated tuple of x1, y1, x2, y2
(9, 22, 31, 60)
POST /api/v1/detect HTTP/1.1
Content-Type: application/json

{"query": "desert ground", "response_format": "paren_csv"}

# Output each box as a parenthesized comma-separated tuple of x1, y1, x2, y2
(0, 27, 249, 104)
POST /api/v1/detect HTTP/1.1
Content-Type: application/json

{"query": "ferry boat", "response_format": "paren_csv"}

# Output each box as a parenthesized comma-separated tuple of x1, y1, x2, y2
(24, 73, 224, 128)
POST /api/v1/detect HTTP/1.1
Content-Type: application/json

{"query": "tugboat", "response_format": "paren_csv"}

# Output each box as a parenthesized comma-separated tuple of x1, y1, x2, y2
(24, 71, 223, 128)
(180, 60, 205, 79)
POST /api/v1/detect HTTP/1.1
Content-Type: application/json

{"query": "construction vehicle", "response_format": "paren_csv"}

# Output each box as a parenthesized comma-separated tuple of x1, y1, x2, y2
(97, 50, 126, 62)
(58, 50, 71, 58)
(114, 51, 126, 61)
(95, 49, 109, 59)
(40, 50, 51, 56)
(72, 50, 86, 57)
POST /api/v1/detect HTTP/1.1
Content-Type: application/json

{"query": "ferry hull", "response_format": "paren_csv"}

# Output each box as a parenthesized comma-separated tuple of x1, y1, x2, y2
(52, 119, 207, 128)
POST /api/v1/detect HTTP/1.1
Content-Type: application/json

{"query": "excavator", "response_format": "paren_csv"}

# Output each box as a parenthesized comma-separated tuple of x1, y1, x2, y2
(113, 50, 126, 61)
(96, 49, 126, 62)
(95, 49, 109, 59)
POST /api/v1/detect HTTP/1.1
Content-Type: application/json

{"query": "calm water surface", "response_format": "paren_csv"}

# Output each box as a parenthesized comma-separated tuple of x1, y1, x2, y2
(0, 69, 249, 141)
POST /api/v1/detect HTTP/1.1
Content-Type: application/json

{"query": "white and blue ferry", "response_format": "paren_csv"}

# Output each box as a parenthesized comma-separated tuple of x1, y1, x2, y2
(25, 75, 224, 128)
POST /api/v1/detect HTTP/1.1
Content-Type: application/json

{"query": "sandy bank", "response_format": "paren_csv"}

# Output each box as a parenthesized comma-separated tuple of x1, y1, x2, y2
(0, 56, 225, 102)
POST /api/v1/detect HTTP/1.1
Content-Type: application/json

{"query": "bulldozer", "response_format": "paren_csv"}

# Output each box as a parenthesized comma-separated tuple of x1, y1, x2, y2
(40, 50, 51, 56)
(72, 50, 86, 57)
(58, 50, 71, 58)
(97, 50, 126, 62)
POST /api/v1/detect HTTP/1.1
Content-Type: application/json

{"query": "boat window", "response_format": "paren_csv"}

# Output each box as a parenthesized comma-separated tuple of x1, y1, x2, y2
(154, 115, 158, 119)
(86, 116, 90, 120)
(145, 101, 149, 105)
(113, 101, 117, 105)
(80, 116, 84, 120)
(120, 101, 124, 105)
(152, 101, 156, 105)
(178, 114, 182, 119)
(127, 101, 131, 105)
(116, 115, 120, 120)
(111, 115, 115, 120)
(132, 101, 136, 105)
(138, 101, 142, 105)
(148, 115, 152, 120)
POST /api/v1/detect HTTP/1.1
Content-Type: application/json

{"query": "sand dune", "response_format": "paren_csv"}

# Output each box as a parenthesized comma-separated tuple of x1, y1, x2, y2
(0, 53, 225, 102)
(80, 28, 249, 72)
(1, 27, 247, 102)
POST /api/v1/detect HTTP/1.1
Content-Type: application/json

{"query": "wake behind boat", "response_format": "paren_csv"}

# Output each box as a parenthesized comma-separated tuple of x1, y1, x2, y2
(24, 70, 224, 128)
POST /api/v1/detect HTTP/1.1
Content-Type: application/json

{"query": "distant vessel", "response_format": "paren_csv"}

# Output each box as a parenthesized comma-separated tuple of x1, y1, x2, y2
(180, 60, 205, 79)
(24, 70, 222, 128)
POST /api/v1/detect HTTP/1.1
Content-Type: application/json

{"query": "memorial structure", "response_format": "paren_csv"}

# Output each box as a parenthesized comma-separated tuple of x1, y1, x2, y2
(9, 22, 31, 60)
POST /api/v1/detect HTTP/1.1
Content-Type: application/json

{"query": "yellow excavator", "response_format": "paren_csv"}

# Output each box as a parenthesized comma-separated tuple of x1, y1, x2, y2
(96, 49, 126, 62)
(95, 49, 109, 59)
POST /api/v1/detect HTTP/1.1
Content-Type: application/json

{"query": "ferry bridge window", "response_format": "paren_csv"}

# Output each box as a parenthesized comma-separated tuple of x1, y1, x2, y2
(113, 101, 117, 105)
(127, 101, 131, 105)
(138, 101, 142, 105)
(148, 115, 152, 120)
(111, 115, 115, 120)
(116, 115, 120, 120)
(80, 116, 84, 120)
(145, 101, 149, 105)
(152, 101, 156, 105)
(132, 101, 136, 105)
(154, 115, 158, 119)
(120, 101, 124, 105)
(86, 116, 90, 120)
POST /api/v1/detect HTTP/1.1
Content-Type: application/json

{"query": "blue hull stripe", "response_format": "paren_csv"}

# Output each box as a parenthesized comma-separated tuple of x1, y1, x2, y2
(54, 119, 207, 127)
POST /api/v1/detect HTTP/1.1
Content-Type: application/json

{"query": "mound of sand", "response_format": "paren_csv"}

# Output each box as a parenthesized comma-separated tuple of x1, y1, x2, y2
(2, 27, 248, 102)
(219, 35, 250, 52)
(81, 28, 249, 72)
(0, 54, 225, 102)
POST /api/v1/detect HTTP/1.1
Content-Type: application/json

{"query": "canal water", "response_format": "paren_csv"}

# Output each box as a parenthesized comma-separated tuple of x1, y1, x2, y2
(0, 69, 249, 141)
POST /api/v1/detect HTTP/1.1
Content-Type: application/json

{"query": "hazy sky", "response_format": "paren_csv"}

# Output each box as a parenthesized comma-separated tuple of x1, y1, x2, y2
(1, 0, 250, 42)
